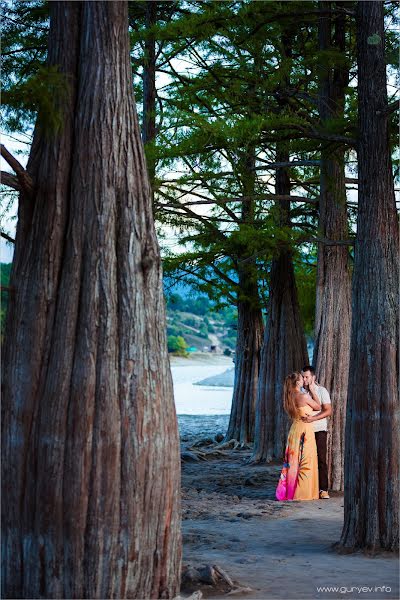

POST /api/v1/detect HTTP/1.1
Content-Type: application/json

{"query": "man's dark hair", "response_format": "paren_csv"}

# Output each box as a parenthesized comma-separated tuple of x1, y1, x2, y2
(302, 365, 315, 374)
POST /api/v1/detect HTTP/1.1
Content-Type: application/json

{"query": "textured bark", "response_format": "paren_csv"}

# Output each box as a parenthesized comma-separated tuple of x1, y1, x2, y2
(1, 2, 181, 598)
(225, 137, 264, 444)
(313, 1, 351, 492)
(252, 254, 309, 463)
(225, 273, 264, 444)
(252, 150, 308, 463)
(225, 129, 264, 444)
(338, 0, 399, 552)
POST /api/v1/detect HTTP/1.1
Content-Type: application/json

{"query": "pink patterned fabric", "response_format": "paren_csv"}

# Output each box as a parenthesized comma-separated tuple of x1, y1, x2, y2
(276, 431, 305, 500)
(276, 405, 319, 501)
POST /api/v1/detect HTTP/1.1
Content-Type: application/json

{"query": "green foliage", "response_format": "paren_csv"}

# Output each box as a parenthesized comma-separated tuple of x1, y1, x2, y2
(166, 291, 211, 316)
(3, 66, 70, 137)
(153, 0, 330, 314)
(2, 0, 398, 349)
(198, 323, 209, 338)
(166, 292, 185, 312)
(183, 316, 197, 327)
(191, 296, 211, 316)
(1, 0, 50, 133)
(167, 335, 188, 356)
(294, 249, 317, 336)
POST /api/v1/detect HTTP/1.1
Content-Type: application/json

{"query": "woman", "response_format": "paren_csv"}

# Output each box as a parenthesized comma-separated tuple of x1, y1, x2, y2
(276, 372, 320, 501)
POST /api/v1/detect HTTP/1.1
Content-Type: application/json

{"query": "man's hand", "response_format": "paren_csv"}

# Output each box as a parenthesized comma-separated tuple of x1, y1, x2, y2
(301, 415, 314, 423)
(309, 381, 318, 396)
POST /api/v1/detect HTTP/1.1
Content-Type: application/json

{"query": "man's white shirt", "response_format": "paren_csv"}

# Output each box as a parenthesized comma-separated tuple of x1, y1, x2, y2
(301, 385, 331, 432)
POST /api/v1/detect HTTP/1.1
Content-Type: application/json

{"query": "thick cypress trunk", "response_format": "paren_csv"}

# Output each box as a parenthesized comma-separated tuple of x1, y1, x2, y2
(313, 1, 351, 491)
(252, 253, 308, 463)
(225, 272, 264, 444)
(1, 2, 181, 598)
(225, 142, 264, 444)
(338, 0, 399, 552)
(251, 151, 308, 463)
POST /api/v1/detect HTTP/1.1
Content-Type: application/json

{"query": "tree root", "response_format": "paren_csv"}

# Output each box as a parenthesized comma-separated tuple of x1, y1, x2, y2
(213, 564, 235, 587)
(246, 452, 271, 465)
(182, 446, 233, 461)
(181, 563, 252, 597)
(181, 437, 253, 461)
(191, 437, 215, 448)
(217, 439, 253, 451)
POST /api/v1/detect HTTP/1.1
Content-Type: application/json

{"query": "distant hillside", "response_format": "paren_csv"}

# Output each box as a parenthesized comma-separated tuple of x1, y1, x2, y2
(165, 292, 237, 354)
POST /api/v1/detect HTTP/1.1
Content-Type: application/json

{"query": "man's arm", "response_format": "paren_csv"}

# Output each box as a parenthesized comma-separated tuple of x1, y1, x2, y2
(305, 403, 332, 422)
(301, 386, 332, 422)
(302, 389, 322, 411)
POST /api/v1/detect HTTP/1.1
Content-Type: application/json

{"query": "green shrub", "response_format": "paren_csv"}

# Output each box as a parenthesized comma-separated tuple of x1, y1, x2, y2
(167, 335, 189, 356)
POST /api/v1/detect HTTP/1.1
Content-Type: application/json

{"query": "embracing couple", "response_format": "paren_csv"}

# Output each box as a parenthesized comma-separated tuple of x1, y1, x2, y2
(276, 366, 332, 501)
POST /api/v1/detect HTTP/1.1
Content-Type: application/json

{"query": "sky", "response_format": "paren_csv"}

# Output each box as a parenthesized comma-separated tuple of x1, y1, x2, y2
(1, 131, 29, 263)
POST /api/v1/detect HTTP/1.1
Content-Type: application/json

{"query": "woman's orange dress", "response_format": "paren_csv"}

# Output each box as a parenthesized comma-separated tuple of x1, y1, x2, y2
(276, 405, 319, 501)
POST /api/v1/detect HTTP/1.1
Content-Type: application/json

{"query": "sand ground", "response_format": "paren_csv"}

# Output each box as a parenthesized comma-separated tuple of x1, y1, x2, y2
(181, 451, 399, 600)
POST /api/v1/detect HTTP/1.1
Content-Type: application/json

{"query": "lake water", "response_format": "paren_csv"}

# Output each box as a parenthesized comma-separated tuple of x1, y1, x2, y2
(171, 364, 233, 415)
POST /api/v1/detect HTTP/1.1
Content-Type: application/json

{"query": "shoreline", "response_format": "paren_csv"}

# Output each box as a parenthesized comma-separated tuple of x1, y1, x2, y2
(170, 353, 234, 367)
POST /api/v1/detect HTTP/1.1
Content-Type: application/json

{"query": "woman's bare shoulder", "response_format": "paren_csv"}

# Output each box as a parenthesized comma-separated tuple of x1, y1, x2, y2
(294, 391, 309, 406)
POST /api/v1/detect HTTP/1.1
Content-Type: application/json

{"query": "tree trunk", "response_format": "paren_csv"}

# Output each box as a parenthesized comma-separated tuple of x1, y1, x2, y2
(225, 272, 264, 444)
(313, 1, 351, 492)
(1, 2, 181, 598)
(251, 29, 307, 463)
(338, 0, 399, 552)
(225, 138, 264, 444)
(143, 0, 157, 197)
(251, 150, 308, 463)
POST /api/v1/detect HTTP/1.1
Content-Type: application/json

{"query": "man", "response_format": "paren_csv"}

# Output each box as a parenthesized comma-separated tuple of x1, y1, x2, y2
(301, 365, 332, 499)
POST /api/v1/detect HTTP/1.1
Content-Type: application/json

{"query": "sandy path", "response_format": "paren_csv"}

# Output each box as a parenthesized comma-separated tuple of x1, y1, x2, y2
(181, 453, 399, 600)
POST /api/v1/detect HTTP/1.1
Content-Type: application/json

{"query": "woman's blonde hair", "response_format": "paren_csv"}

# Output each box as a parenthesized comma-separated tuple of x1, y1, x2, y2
(283, 372, 302, 419)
